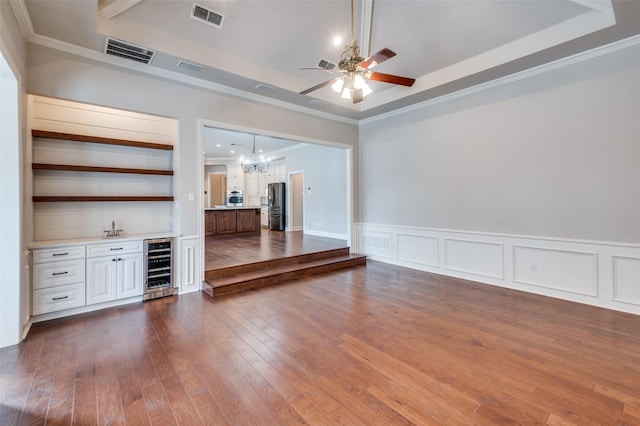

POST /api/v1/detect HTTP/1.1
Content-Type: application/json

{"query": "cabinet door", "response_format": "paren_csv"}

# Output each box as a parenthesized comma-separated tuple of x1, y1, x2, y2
(258, 174, 267, 198)
(216, 210, 237, 233)
(245, 174, 259, 197)
(86, 256, 116, 305)
(117, 253, 143, 298)
(261, 207, 268, 227)
(205, 211, 216, 235)
(237, 209, 257, 232)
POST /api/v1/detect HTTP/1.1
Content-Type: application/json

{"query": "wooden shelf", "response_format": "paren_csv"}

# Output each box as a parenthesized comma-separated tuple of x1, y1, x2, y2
(32, 129, 174, 203)
(33, 196, 174, 202)
(32, 130, 174, 151)
(32, 163, 173, 176)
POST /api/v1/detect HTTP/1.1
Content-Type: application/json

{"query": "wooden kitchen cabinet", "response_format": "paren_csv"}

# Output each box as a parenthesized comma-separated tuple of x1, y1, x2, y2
(205, 210, 216, 236)
(205, 208, 261, 238)
(216, 210, 237, 234)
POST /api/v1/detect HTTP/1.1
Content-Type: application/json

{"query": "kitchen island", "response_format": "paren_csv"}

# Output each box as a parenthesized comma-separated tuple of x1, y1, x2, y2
(205, 206, 262, 238)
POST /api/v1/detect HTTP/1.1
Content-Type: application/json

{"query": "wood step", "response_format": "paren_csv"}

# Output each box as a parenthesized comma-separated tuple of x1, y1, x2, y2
(203, 253, 366, 298)
(204, 247, 352, 281)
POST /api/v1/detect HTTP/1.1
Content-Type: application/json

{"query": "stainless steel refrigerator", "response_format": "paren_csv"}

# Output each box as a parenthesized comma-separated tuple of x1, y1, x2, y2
(268, 182, 285, 230)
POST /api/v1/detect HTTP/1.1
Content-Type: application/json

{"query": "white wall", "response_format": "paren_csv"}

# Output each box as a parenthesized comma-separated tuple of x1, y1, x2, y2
(26, 43, 359, 238)
(361, 40, 640, 243)
(358, 37, 640, 315)
(285, 143, 349, 239)
(0, 0, 27, 347)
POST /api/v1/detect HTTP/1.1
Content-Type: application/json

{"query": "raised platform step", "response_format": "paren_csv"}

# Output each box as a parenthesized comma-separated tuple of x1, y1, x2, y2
(203, 250, 366, 298)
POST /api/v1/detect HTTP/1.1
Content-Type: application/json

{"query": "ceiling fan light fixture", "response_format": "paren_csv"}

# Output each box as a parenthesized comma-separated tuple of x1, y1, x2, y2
(362, 83, 373, 97)
(332, 78, 344, 93)
(354, 74, 366, 89)
(341, 87, 352, 99)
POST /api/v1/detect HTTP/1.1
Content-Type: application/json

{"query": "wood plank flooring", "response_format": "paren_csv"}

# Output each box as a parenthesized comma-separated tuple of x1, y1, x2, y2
(3, 261, 640, 424)
(205, 229, 349, 270)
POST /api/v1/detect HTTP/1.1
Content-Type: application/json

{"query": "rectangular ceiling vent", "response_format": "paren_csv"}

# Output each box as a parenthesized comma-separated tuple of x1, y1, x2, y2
(317, 58, 336, 71)
(191, 3, 224, 29)
(177, 60, 203, 72)
(105, 38, 156, 64)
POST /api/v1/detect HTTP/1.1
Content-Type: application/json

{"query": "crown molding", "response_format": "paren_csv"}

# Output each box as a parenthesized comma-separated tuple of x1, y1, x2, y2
(98, 0, 142, 21)
(8, 0, 34, 40)
(360, 33, 640, 126)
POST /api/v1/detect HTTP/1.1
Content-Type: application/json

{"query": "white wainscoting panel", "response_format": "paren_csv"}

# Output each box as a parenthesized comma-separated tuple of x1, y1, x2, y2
(179, 236, 200, 294)
(357, 223, 640, 316)
(613, 256, 640, 305)
(513, 246, 597, 296)
(445, 239, 504, 279)
(397, 234, 439, 267)
(360, 229, 393, 259)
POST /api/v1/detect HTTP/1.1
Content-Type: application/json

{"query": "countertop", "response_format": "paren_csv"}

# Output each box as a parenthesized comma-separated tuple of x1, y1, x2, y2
(205, 205, 265, 211)
(28, 232, 180, 249)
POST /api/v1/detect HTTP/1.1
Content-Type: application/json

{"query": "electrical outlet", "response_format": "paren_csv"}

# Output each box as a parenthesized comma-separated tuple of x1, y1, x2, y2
(530, 265, 537, 273)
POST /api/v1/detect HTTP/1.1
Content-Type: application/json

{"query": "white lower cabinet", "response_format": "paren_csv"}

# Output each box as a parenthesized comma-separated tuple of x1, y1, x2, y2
(32, 246, 86, 315)
(33, 283, 85, 315)
(86, 252, 142, 305)
(32, 239, 144, 316)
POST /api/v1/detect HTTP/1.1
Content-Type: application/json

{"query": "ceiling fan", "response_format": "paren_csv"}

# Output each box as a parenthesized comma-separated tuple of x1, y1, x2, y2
(299, 0, 415, 104)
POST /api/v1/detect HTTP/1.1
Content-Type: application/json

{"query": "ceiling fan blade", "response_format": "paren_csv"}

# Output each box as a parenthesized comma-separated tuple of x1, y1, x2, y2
(358, 48, 396, 70)
(299, 78, 338, 95)
(368, 71, 416, 87)
(299, 67, 340, 72)
(352, 88, 364, 104)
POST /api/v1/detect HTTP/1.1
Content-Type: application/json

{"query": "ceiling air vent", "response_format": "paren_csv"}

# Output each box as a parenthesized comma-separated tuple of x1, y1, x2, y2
(105, 38, 156, 64)
(317, 58, 336, 71)
(191, 3, 224, 29)
(177, 60, 203, 72)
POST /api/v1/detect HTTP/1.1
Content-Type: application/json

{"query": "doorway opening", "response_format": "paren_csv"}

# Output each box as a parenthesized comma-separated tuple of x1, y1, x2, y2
(290, 172, 304, 232)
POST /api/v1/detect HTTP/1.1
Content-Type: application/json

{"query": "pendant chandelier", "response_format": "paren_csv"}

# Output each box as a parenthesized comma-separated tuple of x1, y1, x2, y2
(241, 135, 269, 174)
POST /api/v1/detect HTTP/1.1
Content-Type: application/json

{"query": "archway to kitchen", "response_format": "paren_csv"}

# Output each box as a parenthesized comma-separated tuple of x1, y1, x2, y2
(197, 119, 353, 285)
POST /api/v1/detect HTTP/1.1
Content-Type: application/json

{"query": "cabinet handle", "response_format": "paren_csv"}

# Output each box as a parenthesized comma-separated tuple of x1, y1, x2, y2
(52, 252, 69, 257)
(52, 296, 69, 301)
(52, 271, 68, 276)
(110, 247, 123, 251)
(112, 258, 117, 262)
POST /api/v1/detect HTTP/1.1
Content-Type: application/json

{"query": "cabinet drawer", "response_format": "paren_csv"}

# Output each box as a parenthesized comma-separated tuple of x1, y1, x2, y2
(33, 283, 85, 315)
(87, 240, 142, 258)
(33, 259, 85, 289)
(33, 246, 85, 263)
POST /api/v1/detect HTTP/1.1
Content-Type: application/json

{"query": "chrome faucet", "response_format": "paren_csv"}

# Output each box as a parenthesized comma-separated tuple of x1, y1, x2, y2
(104, 220, 123, 237)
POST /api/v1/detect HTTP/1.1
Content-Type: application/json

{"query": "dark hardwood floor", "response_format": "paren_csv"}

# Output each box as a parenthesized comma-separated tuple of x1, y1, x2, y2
(205, 229, 348, 270)
(3, 259, 640, 424)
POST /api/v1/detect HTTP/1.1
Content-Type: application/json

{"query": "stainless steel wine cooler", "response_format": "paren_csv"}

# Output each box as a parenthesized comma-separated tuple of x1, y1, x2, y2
(143, 238, 175, 301)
